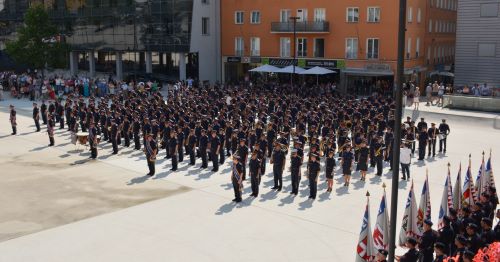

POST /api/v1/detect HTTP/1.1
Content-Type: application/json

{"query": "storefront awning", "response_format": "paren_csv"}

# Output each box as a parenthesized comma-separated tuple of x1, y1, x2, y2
(342, 68, 394, 76)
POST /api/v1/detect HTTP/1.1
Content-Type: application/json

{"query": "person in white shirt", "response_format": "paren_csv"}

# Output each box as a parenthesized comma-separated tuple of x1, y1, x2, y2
(400, 142, 412, 180)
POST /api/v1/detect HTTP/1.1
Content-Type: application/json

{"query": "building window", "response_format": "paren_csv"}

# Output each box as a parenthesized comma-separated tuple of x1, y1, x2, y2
(367, 38, 379, 59)
(347, 7, 359, 22)
(280, 9, 291, 22)
(367, 7, 380, 22)
(201, 17, 209, 35)
(480, 3, 499, 17)
(235, 11, 244, 24)
(426, 47, 431, 65)
(280, 37, 291, 57)
(417, 8, 422, 23)
(251, 11, 261, 24)
(435, 20, 439, 32)
(314, 38, 325, 58)
(345, 38, 358, 59)
(250, 37, 260, 56)
(235, 37, 244, 56)
(297, 38, 307, 57)
(407, 7, 413, 22)
(416, 38, 420, 58)
(314, 8, 326, 22)
(201, 0, 209, 4)
(429, 19, 433, 33)
(407, 37, 412, 59)
(478, 43, 496, 57)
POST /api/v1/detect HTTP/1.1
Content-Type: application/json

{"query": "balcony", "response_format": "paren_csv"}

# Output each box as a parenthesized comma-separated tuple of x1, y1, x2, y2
(271, 21, 330, 33)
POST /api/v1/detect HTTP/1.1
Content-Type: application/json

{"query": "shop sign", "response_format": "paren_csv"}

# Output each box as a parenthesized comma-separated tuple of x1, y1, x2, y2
(365, 63, 391, 71)
(305, 59, 340, 69)
(227, 57, 241, 63)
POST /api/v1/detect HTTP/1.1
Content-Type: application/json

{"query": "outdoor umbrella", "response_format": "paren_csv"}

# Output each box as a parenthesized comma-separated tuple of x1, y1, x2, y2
(276, 65, 306, 74)
(249, 64, 280, 73)
(299, 66, 336, 85)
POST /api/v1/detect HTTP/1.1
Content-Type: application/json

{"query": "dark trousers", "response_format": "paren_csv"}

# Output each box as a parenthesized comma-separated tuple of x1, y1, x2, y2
(90, 143, 98, 159)
(401, 163, 410, 179)
(42, 114, 47, 125)
(291, 169, 300, 194)
(273, 166, 283, 189)
(59, 118, 64, 129)
(418, 142, 427, 159)
(260, 159, 266, 176)
(200, 150, 208, 168)
(134, 133, 141, 150)
(232, 177, 242, 201)
(189, 148, 196, 165)
(211, 152, 219, 171)
(309, 175, 318, 199)
(34, 119, 40, 131)
(219, 150, 225, 164)
(124, 133, 130, 147)
(439, 138, 447, 152)
(171, 154, 178, 170)
(111, 138, 118, 153)
(179, 147, 184, 162)
(80, 122, 87, 132)
(103, 129, 109, 141)
(250, 172, 260, 196)
(411, 141, 416, 154)
(147, 159, 155, 175)
(376, 156, 383, 176)
(428, 139, 436, 156)
(49, 136, 54, 146)
(12, 125, 16, 135)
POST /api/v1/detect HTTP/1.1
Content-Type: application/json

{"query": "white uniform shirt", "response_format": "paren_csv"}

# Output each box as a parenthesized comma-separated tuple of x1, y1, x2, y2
(400, 147, 412, 165)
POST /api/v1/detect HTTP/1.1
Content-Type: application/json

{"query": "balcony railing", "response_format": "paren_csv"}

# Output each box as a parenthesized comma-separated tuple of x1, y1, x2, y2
(271, 21, 330, 33)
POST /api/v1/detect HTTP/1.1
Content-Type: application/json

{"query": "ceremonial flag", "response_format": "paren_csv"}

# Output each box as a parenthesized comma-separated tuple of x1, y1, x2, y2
(356, 192, 376, 262)
(453, 163, 462, 210)
(399, 181, 421, 246)
(486, 151, 499, 200)
(462, 155, 475, 207)
(438, 164, 453, 229)
(373, 187, 390, 250)
(475, 152, 487, 199)
(417, 173, 431, 232)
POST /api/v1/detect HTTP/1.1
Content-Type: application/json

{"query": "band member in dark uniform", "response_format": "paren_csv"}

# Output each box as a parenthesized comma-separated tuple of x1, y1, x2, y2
(418, 127, 429, 160)
(231, 156, 243, 203)
(187, 129, 197, 165)
(249, 150, 261, 197)
(210, 130, 220, 172)
(56, 101, 64, 129)
(169, 130, 178, 171)
(41, 101, 47, 125)
(396, 237, 419, 262)
(9, 105, 17, 135)
(110, 119, 119, 154)
(47, 114, 55, 146)
(286, 149, 299, 196)
(133, 116, 141, 150)
(357, 140, 369, 181)
(270, 143, 286, 191)
(438, 119, 450, 153)
(123, 117, 131, 147)
(33, 103, 40, 132)
(341, 144, 354, 187)
(144, 134, 157, 176)
(427, 123, 438, 157)
(308, 153, 320, 200)
(199, 129, 208, 169)
(373, 136, 384, 176)
(89, 122, 98, 159)
(325, 149, 336, 192)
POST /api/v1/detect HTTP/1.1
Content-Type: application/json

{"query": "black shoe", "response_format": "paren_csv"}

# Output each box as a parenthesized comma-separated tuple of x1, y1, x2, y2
(171, 168, 177, 171)
(277, 187, 282, 191)
(271, 186, 278, 190)
(232, 198, 237, 202)
(11, 133, 15, 135)
(401, 177, 406, 180)
(235, 199, 242, 203)
(148, 173, 154, 177)
(418, 158, 424, 161)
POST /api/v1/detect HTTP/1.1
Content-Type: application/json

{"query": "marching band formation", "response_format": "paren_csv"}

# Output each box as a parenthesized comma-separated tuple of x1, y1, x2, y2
(7, 84, 452, 203)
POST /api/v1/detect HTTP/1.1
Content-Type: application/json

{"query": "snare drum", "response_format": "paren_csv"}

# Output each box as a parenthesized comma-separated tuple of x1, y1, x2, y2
(77, 132, 89, 145)
(96, 135, 102, 144)
(438, 134, 445, 140)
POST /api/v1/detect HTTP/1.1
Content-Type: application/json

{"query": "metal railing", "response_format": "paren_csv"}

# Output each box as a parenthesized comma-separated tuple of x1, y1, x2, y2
(271, 21, 329, 33)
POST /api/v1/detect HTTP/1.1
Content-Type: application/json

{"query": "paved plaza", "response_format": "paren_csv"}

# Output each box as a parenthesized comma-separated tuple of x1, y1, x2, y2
(0, 99, 499, 262)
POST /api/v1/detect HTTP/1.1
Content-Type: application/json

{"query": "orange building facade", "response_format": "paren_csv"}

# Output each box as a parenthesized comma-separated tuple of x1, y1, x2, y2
(220, 0, 456, 94)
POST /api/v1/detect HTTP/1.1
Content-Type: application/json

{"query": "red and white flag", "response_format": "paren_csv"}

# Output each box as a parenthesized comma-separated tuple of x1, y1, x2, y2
(373, 188, 390, 251)
(453, 163, 462, 210)
(356, 193, 376, 262)
(438, 165, 453, 229)
(463, 156, 475, 207)
(399, 181, 421, 247)
(417, 173, 431, 232)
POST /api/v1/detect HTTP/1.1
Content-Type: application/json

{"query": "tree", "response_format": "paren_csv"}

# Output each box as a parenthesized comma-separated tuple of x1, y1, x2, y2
(5, 3, 68, 72)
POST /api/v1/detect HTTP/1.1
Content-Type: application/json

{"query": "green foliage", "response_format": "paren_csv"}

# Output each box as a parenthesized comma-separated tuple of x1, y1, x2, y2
(5, 3, 69, 70)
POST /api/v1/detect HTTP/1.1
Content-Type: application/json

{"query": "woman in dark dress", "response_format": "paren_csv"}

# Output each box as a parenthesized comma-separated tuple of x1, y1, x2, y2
(357, 140, 370, 181)
(325, 150, 336, 192)
(341, 144, 354, 187)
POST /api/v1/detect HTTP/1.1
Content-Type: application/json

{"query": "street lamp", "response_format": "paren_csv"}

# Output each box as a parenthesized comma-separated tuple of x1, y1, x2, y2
(289, 16, 300, 87)
(388, 0, 407, 261)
